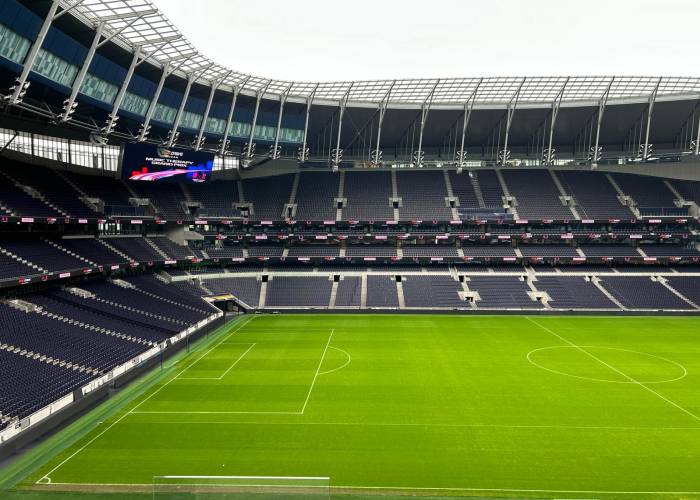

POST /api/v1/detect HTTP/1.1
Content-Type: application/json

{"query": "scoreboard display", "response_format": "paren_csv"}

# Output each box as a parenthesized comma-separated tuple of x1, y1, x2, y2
(122, 143, 213, 183)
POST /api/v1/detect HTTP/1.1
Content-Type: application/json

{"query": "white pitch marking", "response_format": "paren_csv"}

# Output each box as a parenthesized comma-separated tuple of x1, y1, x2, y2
(132, 410, 302, 415)
(32, 482, 700, 496)
(37, 315, 256, 484)
(526, 317, 700, 422)
(176, 343, 255, 381)
(138, 420, 700, 431)
(300, 329, 334, 414)
(318, 346, 351, 376)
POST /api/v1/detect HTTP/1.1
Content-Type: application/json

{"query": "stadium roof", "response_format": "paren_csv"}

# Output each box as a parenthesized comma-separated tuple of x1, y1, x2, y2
(49, 1, 700, 108)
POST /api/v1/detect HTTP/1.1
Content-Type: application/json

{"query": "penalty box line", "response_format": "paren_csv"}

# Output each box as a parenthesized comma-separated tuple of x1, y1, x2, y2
(525, 317, 700, 423)
(37, 315, 257, 485)
(176, 343, 256, 380)
(132, 328, 336, 416)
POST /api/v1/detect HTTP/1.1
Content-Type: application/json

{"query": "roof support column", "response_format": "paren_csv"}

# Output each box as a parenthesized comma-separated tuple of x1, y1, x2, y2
(194, 73, 229, 151)
(244, 83, 269, 162)
(500, 78, 525, 166)
(591, 78, 613, 166)
(456, 80, 481, 168)
(138, 63, 177, 141)
(332, 85, 353, 168)
(641, 78, 661, 161)
(219, 82, 244, 155)
(372, 82, 395, 165)
(414, 80, 440, 167)
(6, 0, 62, 104)
(167, 72, 198, 147)
(102, 46, 141, 135)
(60, 22, 103, 121)
(271, 84, 292, 159)
(298, 84, 318, 163)
(544, 78, 568, 165)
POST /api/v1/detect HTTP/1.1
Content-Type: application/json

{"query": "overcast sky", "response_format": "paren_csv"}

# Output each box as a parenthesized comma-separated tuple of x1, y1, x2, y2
(157, 0, 698, 82)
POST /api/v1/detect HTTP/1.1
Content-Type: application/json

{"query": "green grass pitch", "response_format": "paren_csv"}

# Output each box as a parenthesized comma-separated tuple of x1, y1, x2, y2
(3, 314, 700, 500)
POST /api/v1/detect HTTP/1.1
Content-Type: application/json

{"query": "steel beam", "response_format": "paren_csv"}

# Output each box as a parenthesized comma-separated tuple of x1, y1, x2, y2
(167, 71, 199, 147)
(103, 46, 141, 134)
(544, 78, 569, 165)
(372, 82, 395, 164)
(333, 84, 353, 166)
(245, 83, 269, 159)
(414, 80, 440, 166)
(592, 78, 614, 165)
(642, 78, 662, 161)
(457, 79, 482, 166)
(60, 22, 103, 121)
(8, 0, 61, 104)
(299, 84, 318, 163)
(500, 78, 525, 165)
(271, 84, 293, 159)
(194, 72, 229, 151)
(219, 78, 248, 155)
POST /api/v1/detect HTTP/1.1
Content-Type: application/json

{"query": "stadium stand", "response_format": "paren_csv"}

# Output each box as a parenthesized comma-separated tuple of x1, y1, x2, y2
(343, 171, 393, 220)
(501, 170, 575, 219)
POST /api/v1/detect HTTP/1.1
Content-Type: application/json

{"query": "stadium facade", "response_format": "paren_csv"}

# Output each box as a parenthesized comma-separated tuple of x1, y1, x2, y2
(0, 0, 700, 467)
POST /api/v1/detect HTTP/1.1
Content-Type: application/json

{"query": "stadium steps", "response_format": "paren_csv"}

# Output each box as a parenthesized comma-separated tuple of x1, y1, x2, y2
(54, 171, 100, 213)
(144, 237, 170, 260)
(0, 170, 69, 217)
(443, 170, 460, 220)
(470, 172, 487, 208)
(637, 246, 648, 258)
(495, 169, 519, 219)
(329, 280, 338, 308)
(0, 245, 48, 274)
(360, 274, 367, 308)
(258, 280, 267, 308)
(391, 171, 400, 220)
(606, 173, 640, 218)
(591, 277, 626, 310)
(336, 171, 345, 221)
(42, 238, 97, 267)
(656, 277, 700, 310)
(396, 279, 406, 308)
(549, 170, 580, 219)
(97, 238, 133, 262)
(288, 172, 300, 204)
(526, 277, 552, 309)
(663, 180, 687, 205)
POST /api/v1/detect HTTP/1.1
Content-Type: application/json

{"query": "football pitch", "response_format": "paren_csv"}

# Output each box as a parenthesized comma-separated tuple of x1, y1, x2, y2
(3, 314, 700, 500)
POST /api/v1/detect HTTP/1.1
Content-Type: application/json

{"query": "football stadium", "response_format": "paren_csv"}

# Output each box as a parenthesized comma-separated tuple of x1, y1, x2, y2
(0, 0, 699, 499)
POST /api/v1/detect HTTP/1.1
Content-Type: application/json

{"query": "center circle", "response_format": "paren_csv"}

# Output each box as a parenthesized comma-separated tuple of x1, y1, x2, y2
(526, 346, 687, 384)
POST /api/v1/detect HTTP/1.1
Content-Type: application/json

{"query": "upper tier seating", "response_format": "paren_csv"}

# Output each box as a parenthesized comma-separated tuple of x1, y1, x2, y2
(288, 246, 340, 257)
(343, 171, 393, 220)
(295, 172, 339, 221)
(0, 182, 62, 217)
(129, 182, 189, 219)
(247, 245, 284, 258)
(148, 236, 196, 260)
(2, 163, 96, 218)
(613, 173, 677, 209)
(448, 171, 482, 209)
(501, 170, 575, 219)
(579, 244, 640, 257)
(187, 181, 240, 218)
(243, 174, 294, 220)
(557, 171, 633, 219)
(638, 244, 700, 257)
(462, 245, 516, 257)
(345, 246, 397, 257)
(396, 171, 452, 220)
(64, 172, 133, 212)
(402, 245, 460, 257)
(0, 251, 39, 279)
